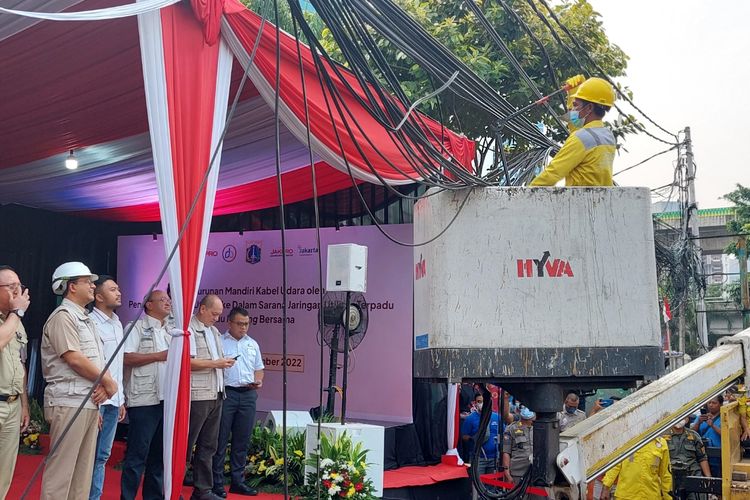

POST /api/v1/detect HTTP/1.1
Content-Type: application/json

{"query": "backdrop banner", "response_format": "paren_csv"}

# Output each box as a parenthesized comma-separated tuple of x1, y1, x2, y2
(117, 224, 414, 422)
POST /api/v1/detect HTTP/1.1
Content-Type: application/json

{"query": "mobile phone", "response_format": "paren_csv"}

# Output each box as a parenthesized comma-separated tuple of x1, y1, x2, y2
(599, 398, 614, 408)
(232, 354, 241, 360)
(700, 407, 708, 415)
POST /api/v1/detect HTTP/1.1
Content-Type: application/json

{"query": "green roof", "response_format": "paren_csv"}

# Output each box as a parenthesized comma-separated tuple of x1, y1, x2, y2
(655, 207, 735, 220)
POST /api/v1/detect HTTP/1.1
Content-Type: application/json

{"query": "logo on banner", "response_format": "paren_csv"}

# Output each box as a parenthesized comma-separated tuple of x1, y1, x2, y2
(222, 245, 237, 263)
(246, 242, 262, 264)
(270, 247, 295, 257)
(297, 245, 319, 256)
(206, 249, 218, 257)
(516, 251, 574, 278)
(415, 254, 427, 280)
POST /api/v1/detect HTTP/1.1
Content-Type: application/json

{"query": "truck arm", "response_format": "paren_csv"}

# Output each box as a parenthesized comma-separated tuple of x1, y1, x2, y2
(556, 329, 750, 496)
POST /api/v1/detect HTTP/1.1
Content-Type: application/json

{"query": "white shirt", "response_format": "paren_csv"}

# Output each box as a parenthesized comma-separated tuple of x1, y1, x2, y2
(90, 307, 124, 407)
(190, 319, 224, 393)
(222, 332, 264, 387)
(123, 314, 171, 401)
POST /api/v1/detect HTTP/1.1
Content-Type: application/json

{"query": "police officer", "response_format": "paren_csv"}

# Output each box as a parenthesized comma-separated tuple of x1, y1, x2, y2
(41, 262, 118, 500)
(665, 417, 711, 500)
(558, 393, 587, 432)
(0, 265, 31, 498)
(502, 407, 544, 498)
(601, 437, 672, 500)
(120, 289, 173, 500)
(187, 294, 235, 500)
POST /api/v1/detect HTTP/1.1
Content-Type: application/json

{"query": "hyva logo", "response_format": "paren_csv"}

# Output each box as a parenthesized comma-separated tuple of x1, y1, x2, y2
(516, 251, 574, 278)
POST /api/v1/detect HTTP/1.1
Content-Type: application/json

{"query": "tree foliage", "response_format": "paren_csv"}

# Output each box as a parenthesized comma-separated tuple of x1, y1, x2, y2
(725, 183, 750, 255)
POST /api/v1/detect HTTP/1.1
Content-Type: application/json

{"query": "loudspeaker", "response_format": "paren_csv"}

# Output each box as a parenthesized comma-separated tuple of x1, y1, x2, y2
(326, 244, 368, 292)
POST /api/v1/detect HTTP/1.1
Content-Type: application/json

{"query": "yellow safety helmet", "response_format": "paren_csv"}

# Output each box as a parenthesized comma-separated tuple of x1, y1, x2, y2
(573, 77, 616, 107)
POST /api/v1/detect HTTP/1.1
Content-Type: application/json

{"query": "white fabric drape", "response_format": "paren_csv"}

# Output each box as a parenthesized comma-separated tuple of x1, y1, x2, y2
(445, 383, 464, 465)
(0, 0, 180, 21)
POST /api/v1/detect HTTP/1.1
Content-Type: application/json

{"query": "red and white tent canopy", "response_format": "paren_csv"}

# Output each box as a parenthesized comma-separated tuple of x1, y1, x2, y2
(0, 1, 474, 498)
(0, 0, 474, 221)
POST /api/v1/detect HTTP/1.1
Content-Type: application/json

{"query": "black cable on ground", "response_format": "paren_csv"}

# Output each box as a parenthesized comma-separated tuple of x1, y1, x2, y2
(470, 384, 533, 499)
(18, 16, 267, 499)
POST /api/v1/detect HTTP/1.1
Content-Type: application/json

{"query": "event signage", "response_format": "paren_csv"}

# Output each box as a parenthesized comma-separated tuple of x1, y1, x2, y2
(117, 224, 413, 422)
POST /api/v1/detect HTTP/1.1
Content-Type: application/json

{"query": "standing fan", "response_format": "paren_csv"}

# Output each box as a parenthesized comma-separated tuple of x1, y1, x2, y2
(320, 291, 369, 419)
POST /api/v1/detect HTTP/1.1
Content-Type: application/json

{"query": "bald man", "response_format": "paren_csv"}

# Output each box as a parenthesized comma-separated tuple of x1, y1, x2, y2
(186, 295, 236, 500)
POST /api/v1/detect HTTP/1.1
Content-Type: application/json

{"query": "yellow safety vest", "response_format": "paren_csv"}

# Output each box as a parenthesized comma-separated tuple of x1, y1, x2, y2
(530, 120, 615, 187)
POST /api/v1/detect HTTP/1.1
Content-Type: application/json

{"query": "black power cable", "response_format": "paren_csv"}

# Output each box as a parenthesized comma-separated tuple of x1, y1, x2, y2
(470, 384, 533, 499)
(271, 0, 291, 497)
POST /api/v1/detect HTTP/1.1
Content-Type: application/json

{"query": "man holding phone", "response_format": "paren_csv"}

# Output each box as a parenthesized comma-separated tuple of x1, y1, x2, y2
(211, 307, 264, 497)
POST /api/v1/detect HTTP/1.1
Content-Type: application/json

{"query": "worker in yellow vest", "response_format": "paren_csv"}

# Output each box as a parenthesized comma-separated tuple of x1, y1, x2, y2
(600, 437, 672, 500)
(530, 77, 616, 187)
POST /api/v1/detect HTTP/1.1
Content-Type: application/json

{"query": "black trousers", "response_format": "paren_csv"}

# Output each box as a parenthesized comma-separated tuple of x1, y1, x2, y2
(187, 397, 223, 493)
(212, 388, 258, 488)
(121, 402, 164, 500)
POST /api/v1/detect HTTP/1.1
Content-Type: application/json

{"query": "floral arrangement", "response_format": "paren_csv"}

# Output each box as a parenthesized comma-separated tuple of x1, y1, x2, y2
(241, 425, 306, 490)
(299, 432, 376, 500)
(19, 399, 48, 455)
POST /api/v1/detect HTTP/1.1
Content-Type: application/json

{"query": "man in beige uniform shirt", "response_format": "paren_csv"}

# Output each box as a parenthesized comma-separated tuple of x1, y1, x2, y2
(0, 265, 31, 497)
(41, 262, 118, 500)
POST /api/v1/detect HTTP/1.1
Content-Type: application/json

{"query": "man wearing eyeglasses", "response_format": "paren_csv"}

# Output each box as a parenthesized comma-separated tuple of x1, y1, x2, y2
(211, 307, 264, 497)
(0, 265, 31, 498)
(41, 262, 118, 500)
(120, 289, 172, 500)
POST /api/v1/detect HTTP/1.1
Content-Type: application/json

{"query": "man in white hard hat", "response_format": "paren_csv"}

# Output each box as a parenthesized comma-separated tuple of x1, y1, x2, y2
(40, 262, 118, 500)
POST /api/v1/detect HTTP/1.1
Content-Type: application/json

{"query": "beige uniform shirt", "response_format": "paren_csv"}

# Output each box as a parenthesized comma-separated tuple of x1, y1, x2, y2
(189, 316, 223, 401)
(123, 314, 171, 407)
(0, 313, 27, 396)
(41, 299, 105, 410)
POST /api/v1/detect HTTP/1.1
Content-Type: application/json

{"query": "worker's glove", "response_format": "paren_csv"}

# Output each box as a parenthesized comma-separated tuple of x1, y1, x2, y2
(565, 74, 585, 90)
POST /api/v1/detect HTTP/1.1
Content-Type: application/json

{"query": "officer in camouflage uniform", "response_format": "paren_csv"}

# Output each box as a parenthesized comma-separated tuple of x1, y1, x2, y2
(664, 416, 711, 500)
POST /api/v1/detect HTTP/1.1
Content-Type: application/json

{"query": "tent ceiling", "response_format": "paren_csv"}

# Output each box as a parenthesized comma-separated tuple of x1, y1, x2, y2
(0, 0, 472, 220)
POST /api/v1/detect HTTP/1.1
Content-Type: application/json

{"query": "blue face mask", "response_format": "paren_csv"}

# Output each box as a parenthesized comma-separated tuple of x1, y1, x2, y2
(569, 109, 585, 128)
(565, 406, 577, 414)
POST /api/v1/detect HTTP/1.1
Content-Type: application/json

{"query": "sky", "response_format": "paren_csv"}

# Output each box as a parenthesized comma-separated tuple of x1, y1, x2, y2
(587, 0, 749, 208)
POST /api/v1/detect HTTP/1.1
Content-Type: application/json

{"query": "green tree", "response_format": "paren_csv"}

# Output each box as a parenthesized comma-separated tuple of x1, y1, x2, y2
(725, 183, 750, 255)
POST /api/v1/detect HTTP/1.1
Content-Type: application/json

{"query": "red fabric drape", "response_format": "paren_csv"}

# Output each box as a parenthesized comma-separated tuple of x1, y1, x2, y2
(223, 3, 476, 181)
(160, 3, 223, 498)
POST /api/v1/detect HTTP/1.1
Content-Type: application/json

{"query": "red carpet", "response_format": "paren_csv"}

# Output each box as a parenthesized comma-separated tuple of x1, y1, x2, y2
(9, 438, 283, 499)
(382, 463, 469, 488)
(10, 437, 465, 497)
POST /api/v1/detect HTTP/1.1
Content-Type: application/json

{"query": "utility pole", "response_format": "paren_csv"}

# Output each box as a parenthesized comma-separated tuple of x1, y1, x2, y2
(677, 127, 703, 361)
(739, 236, 750, 329)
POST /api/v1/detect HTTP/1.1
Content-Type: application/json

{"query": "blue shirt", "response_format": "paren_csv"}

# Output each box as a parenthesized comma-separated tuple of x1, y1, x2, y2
(461, 411, 500, 458)
(698, 414, 721, 448)
(221, 332, 264, 387)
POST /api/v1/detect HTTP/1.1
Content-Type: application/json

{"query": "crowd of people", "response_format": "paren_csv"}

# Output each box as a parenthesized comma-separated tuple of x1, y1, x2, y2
(459, 384, 732, 500)
(0, 262, 265, 500)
